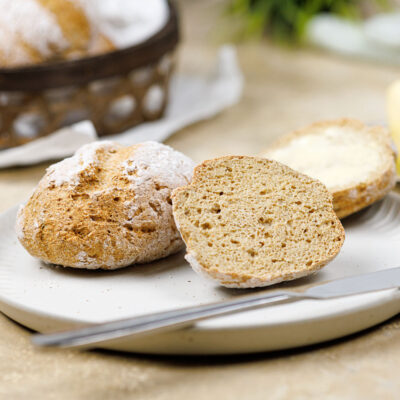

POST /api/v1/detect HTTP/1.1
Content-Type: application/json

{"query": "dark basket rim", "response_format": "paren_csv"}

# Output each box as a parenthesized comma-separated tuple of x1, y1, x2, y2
(0, 0, 179, 91)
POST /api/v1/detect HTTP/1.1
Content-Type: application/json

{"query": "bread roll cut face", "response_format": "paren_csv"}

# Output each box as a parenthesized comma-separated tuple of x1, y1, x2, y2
(262, 119, 397, 219)
(172, 156, 345, 288)
(16, 141, 194, 269)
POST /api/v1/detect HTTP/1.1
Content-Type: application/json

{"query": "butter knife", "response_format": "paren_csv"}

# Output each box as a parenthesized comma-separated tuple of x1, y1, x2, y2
(32, 267, 400, 349)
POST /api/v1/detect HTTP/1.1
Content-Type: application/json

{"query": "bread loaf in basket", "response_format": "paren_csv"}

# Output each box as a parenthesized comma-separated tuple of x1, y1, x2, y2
(0, 0, 179, 149)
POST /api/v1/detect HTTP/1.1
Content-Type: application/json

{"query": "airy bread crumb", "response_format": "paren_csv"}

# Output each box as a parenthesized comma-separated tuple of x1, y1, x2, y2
(172, 156, 345, 288)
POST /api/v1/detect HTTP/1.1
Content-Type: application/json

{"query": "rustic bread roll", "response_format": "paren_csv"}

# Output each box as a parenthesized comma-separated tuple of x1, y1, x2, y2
(0, 0, 169, 67)
(0, 0, 115, 67)
(172, 156, 345, 288)
(261, 119, 397, 219)
(16, 141, 194, 269)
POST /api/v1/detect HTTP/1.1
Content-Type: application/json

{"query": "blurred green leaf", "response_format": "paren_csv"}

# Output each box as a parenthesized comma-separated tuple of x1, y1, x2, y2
(226, 0, 390, 44)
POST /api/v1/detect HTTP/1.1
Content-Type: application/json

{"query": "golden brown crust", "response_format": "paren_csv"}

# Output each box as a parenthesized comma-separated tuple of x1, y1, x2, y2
(39, 0, 91, 53)
(16, 141, 194, 269)
(0, 0, 116, 68)
(333, 162, 396, 218)
(263, 119, 397, 219)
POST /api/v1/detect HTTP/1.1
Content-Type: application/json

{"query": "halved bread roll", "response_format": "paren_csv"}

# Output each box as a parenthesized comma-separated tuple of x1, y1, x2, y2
(172, 156, 345, 288)
(261, 119, 397, 219)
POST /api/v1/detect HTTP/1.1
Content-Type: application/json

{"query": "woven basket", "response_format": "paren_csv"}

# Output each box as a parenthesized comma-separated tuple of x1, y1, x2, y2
(0, 1, 179, 150)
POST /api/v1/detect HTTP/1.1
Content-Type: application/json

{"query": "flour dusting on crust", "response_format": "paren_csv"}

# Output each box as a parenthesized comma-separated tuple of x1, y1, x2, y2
(45, 141, 119, 187)
(0, 0, 68, 59)
(16, 140, 195, 270)
(15, 205, 25, 240)
(0, 0, 169, 67)
(123, 141, 194, 188)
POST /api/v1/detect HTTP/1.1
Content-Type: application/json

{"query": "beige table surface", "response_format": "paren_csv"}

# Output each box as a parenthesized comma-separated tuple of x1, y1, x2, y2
(1, 1, 400, 399)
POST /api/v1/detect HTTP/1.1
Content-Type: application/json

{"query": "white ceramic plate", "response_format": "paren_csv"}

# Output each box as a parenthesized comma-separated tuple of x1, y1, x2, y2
(1, 194, 400, 355)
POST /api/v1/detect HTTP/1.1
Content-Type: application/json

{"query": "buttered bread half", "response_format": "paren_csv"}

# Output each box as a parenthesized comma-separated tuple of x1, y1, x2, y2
(262, 119, 397, 219)
(172, 156, 344, 288)
(16, 141, 194, 269)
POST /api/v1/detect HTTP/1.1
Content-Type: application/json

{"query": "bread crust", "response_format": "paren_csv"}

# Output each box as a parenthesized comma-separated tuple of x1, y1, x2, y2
(263, 119, 397, 219)
(185, 252, 333, 289)
(16, 141, 194, 269)
(173, 156, 345, 288)
(0, 0, 116, 68)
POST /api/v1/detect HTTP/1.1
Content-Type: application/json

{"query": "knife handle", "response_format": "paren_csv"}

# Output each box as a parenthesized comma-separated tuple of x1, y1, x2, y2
(32, 290, 312, 349)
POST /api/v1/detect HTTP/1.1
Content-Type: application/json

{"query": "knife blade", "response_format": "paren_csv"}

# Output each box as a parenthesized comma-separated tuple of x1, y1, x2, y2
(32, 266, 400, 349)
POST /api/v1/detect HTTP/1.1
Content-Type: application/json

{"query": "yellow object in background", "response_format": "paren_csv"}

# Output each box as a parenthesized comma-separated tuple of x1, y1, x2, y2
(387, 80, 400, 174)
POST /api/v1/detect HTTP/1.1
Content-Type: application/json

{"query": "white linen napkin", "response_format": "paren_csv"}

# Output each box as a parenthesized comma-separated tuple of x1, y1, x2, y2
(0, 121, 97, 169)
(0, 45, 243, 168)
